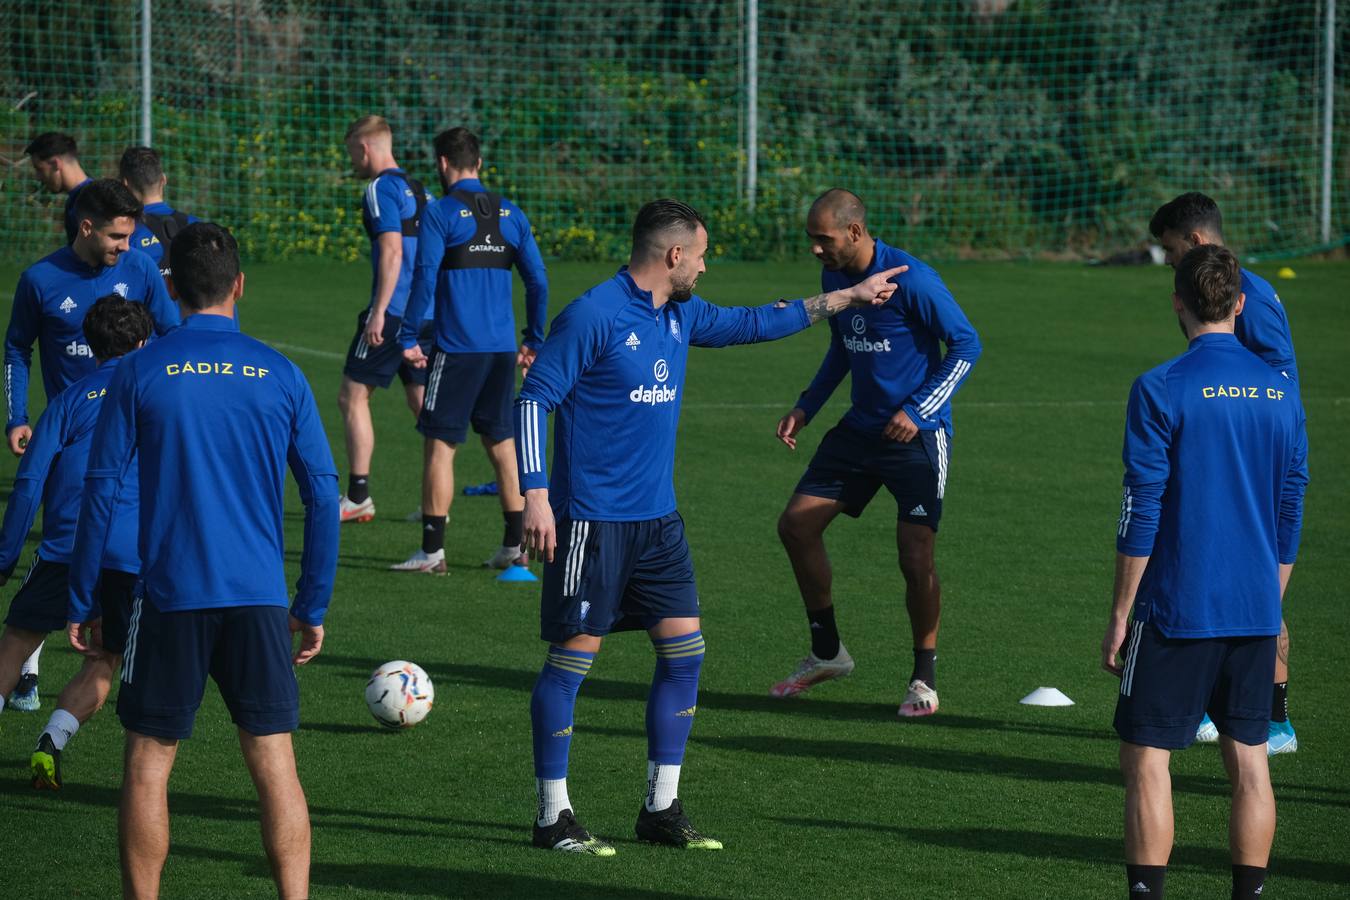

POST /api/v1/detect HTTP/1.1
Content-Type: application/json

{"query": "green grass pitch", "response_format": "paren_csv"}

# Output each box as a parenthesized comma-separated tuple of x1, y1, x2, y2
(0, 258, 1347, 898)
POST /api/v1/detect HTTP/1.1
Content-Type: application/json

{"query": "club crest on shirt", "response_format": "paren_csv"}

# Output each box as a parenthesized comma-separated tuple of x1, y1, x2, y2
(670, 317, 681, 342)
(114, 282, 129, 297)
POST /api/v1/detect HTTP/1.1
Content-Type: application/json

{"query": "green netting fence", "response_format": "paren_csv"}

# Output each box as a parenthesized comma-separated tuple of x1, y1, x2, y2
(1, 0, 1346, 265)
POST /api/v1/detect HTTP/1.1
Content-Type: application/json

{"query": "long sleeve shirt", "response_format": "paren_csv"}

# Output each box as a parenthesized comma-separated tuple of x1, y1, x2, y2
(68, 314, 339, 625)
(1235, 268, 1298, 382)
(399, 178, 548, 352)
(0, 358, 139, 578)
(1116, 332, 1307, 638)
(6, 245, 179, 430)
(795, 240, 980, 435)
(515, 268, 811, 521)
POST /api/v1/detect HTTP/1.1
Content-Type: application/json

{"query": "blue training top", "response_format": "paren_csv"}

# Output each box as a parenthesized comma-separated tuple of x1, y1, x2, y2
(398, 178, 548, 353)
(1236, 268, 1297, 382)
(1116, 332, 1307, 638)
(6, 244, 179, 430)
(68, 313, 340, 625)
(362, 168, 433, 321)
(0, 358, 139, 577)
(796, 239, 981, 435)
(516, 268, 813, 522)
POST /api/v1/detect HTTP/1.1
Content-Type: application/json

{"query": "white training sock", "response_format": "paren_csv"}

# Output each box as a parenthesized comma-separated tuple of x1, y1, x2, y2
(536, 778, 571, 827)
(43, 708, 81, 751)
(21, 642, 42, 677)
(645, 761, 681, 813)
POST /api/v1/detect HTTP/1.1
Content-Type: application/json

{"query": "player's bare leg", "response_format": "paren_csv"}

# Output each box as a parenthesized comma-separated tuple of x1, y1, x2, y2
(337, 377, 377, 521)
(897, 521, 940, 647)
(0, 626, 46, 703)
(120, 731, 179, 900)
(771, 494, 854, 697)
(423, 437, 456, 519)
(31, 652, 120, 789)
(392, 437, 455, 572)
(403, 382, 424, 418)
(1121, 742, 1173, 863)
(240, 730, 311, 900)
(482, 436, 526, 567)
(54, 652, 118, 721)
(777, 493, 845, 612)
(1221, 736, 1276, 864)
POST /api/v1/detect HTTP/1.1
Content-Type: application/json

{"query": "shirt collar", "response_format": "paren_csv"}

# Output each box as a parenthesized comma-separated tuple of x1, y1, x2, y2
(1188, 331, 1240, 348)
(615, 266, 664, 312)
(143, 201, 173, 215)
(449, 177, 485, 193)
(97, 357, 122, 371)
(182, 311, 240, 331)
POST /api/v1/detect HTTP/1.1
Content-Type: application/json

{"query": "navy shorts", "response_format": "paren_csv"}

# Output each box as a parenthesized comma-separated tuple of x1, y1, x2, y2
(794, 423, 950, 528)
(117, 598, 299, 740)
(417, 349, 516, 444)
(343, 310, 434, 389)
(1114, 621, 1276, 750)
(93, 569, 139, 656)
(540, 513, 701, 643)
(4, 556, 70, 633)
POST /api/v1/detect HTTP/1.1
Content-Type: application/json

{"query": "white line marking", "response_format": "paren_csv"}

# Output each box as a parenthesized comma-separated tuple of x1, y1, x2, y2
(680, 397, 1349, 411)
(266, 341, 346, 361)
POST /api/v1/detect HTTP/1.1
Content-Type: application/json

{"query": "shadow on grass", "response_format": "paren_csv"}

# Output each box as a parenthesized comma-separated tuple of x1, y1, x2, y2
(771, 818, 1350, 886)
(174, 843, 726, 899)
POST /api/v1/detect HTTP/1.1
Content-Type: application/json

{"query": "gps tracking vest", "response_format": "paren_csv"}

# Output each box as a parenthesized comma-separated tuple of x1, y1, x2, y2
(441, 190, 517, 270)
(362, 169, 428, 239)
(142, 210, 191, 277)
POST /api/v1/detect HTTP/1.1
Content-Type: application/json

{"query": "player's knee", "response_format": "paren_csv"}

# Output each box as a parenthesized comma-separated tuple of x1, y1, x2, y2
(777, 508, 814, 547)
(897, 543, 934, 580)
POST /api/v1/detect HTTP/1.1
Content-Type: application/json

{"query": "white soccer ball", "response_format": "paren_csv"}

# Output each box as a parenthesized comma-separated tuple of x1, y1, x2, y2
(364, 660, 434, 729)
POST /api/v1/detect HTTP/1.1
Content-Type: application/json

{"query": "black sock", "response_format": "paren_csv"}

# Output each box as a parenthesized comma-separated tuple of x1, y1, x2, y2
(503, 510, 524, 548)
(421, 515, 446, 554)
(1231, 864, 1266, 899)
(912, 648, 937, 688)
(1125, 864, 1166, 898)
(1272, 682, 1288, 722)
(806, 606, 840, 660)
(347, 474, 370, 504)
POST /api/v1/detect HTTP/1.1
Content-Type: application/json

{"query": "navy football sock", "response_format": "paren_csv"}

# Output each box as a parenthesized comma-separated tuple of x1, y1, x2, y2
(1231, 865, 1266, 899)
(530, 647, 594, 781)
(347, 474, 369, 504)
(807, 605, 840, 660)
(421, 515, 445, 554)
(1125, 864, 1166, 898)
(912, 648, 937, 688)
(1272, 682, 1288, 723)
(503, 510, 524, 548)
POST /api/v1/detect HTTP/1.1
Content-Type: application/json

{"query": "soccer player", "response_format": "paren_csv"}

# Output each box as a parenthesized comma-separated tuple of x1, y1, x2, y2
(0, 296, 151, 789)
(6, 178, 180, 458)
(25, 131, 92, 244)
(119, 146, 201, 279)
(1102, 244, 1306, 900)
(337, 115, 435, 523)
(68, 223, 339, 899)
(4, 179, 178, 708)
(516, 199, 907, 854)
(768, 189, 980, 717)
(394, 127, 547, 573)
(1148, 192, 1301, 754)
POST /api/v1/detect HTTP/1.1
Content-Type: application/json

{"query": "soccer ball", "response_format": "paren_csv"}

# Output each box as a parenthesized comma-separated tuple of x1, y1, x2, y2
(364, 660, 434, 729)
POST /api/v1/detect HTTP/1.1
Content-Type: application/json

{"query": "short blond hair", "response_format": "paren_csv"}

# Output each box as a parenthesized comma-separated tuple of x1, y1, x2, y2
(345, 115, 391, 143)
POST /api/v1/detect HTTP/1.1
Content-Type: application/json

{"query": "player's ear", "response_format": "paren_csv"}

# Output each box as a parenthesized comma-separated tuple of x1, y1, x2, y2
(1232, 291, 1246, 317)
(232, 271, 246, 302)
(1170, 291, 1184, 315)
(1186, 230, 1206, 248)
(164, 274, 180, 300)
(667, 243, 682, 270)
